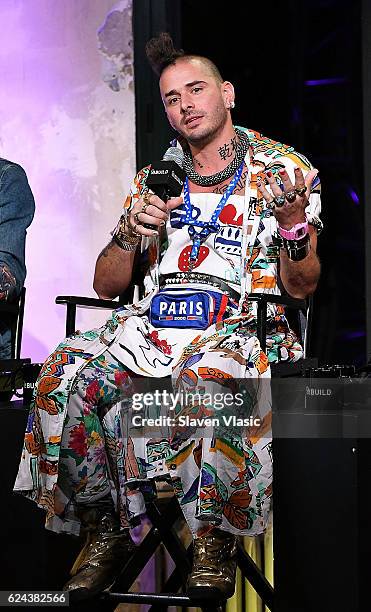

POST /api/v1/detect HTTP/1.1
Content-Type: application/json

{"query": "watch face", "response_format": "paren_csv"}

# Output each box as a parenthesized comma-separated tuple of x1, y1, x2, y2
(296, 226, 307, 239)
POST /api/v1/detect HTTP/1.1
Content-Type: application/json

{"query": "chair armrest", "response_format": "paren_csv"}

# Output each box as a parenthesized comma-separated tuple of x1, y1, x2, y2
(55, 295, 120, 309)
(247, 293, 306, 310)
(56, 295, 121, 337)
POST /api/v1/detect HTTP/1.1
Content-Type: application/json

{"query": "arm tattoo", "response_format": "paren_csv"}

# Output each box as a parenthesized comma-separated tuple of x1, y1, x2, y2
(98, 240, 117, 259)
(0, 264, 17, 301)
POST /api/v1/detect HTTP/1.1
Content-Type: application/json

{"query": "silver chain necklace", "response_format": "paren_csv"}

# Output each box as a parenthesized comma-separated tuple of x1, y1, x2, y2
(182, 127, 249, 187)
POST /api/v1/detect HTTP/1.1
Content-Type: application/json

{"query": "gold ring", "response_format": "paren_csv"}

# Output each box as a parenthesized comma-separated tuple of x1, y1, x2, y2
(266, 198, 275, 210)
(295, 186, 307, 197)
(132, 223, 140, 235)
(134, 211, 141, 224)
(142, 191, 151, 207)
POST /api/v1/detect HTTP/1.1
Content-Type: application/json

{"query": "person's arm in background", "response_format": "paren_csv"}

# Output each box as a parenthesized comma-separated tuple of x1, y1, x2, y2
(0, 162, 35, 301)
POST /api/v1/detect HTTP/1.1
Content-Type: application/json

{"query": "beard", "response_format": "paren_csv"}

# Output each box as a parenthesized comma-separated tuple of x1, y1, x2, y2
(177, 103, 229, 147)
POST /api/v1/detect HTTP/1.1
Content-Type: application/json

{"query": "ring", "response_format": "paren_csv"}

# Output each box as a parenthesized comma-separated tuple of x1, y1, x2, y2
(274, 194, 286, 207)
(141, 191, 151, 213)
(266, 198, 275, 210)
(295, 186, 307, 197)
(134, 211, 141, 224)
(285, 190, 296, 203)
(142, 191, 151, 207)
(132, 223, 140, 235)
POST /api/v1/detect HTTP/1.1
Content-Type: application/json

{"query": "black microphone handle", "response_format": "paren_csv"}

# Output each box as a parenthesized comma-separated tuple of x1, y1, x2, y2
(143, 185, 170, 230)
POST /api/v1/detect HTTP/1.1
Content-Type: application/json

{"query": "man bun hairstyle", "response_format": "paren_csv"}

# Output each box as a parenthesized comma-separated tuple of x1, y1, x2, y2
(145, 32, 185, 76)
(145, 32, 223, 83)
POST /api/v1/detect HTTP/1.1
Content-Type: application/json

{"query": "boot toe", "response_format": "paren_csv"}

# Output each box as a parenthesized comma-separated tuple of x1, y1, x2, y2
(187, 585, 225, 601)
(63, 585, 92, 604)
(187, 530, 238, 601)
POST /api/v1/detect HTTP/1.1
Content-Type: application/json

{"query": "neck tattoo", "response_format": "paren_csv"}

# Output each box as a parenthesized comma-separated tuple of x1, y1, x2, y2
(193, 157, 204, 169)
(183, 127, 249, 187)
(218, 135, 238, 161)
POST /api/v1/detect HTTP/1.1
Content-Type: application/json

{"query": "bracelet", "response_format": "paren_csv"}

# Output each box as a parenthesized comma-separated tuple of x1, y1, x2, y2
(112, 233, 140, 251)
(112, 215, 141, 250)
(281, 234, 310, 262)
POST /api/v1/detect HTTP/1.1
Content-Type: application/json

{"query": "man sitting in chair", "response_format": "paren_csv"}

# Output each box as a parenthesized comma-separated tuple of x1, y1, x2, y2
(14, 33, 321, 602)
(0, 158, 35, 359)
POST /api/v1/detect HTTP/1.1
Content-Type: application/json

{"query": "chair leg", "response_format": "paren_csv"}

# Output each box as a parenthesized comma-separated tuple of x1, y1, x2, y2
(146, 497, 191, 586)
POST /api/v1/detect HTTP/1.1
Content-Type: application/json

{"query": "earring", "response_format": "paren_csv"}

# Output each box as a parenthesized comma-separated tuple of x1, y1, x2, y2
(229, 101, 235, 109)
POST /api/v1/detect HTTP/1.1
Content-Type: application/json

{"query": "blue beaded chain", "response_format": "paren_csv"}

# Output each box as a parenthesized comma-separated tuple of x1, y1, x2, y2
(183, 161, 244, 265)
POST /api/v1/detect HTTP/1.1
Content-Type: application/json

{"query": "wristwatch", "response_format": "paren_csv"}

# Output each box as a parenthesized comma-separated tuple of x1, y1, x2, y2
(278, 219, 308, 240)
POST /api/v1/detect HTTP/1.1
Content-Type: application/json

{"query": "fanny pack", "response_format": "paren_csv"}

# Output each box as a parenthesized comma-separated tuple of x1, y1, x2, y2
(149, 288, 234, 329)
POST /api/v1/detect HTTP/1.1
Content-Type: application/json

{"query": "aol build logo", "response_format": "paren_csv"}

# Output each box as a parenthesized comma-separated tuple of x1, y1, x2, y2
(306, 387, 332, 396)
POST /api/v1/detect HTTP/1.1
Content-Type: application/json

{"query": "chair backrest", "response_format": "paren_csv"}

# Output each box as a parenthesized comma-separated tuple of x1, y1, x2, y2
(13, 287, 26, 359)
(248, 292, 309, 353)
(282, 293, 313, 359)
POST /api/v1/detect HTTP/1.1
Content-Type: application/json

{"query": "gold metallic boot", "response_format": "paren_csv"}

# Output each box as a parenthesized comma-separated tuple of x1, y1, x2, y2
(187, 529, 238, 601)
(63, 507, 136, 602)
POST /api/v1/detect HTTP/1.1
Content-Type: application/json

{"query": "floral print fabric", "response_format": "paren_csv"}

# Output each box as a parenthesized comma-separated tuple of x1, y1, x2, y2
(14, 127, 320, 538)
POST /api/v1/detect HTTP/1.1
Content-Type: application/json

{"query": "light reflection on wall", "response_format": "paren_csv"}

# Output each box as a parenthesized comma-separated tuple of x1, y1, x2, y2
(0, 0, 135, 361)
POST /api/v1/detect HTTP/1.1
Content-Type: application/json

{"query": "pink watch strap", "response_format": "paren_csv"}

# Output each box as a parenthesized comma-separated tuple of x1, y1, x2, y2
(278, 220, 309, 240)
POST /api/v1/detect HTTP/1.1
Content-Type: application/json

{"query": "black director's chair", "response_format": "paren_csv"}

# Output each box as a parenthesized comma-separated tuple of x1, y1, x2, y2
(55, 288, 315, 611)
(0, 286, 26, 360)
(0, 288, 29, 402)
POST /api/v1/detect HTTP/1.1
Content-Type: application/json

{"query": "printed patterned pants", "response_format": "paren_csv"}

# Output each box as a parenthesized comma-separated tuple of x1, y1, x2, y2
(15, 315, 275, 537)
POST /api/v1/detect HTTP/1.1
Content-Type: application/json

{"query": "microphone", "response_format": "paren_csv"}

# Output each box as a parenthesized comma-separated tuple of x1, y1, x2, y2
(143, 147, 185, 230)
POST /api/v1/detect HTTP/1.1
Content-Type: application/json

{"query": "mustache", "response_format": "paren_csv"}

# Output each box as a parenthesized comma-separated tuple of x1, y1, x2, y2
(183, 112, 204, 124)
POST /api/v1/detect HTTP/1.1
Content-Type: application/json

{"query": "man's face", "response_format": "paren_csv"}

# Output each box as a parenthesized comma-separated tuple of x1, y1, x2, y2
(159, 58, 232, 145)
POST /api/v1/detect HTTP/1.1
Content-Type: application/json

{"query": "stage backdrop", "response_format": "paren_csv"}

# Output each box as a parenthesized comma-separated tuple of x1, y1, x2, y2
(0, 0, 135, 361)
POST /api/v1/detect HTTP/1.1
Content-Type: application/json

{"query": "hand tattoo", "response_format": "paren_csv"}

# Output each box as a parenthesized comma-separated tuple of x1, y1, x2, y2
(0, 264, 17, 301)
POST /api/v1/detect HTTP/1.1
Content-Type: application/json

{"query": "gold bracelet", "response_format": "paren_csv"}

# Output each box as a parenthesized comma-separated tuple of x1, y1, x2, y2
(115, 225, 140, 243)
(112, 215, 141, 246)
(113, 233, 140, 251)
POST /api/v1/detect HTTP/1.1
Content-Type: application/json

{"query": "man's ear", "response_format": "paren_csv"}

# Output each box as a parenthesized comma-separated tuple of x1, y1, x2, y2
(222, 81, 235, 109)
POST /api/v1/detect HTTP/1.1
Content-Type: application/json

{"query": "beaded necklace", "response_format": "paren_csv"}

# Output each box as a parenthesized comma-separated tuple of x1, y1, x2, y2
(182, 127, 249, 186)
(183, 161, 244, 268)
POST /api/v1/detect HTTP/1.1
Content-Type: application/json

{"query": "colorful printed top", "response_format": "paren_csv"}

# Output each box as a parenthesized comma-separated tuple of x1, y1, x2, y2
(118, 126, 322, 327)
(13, 128, 321, 538)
